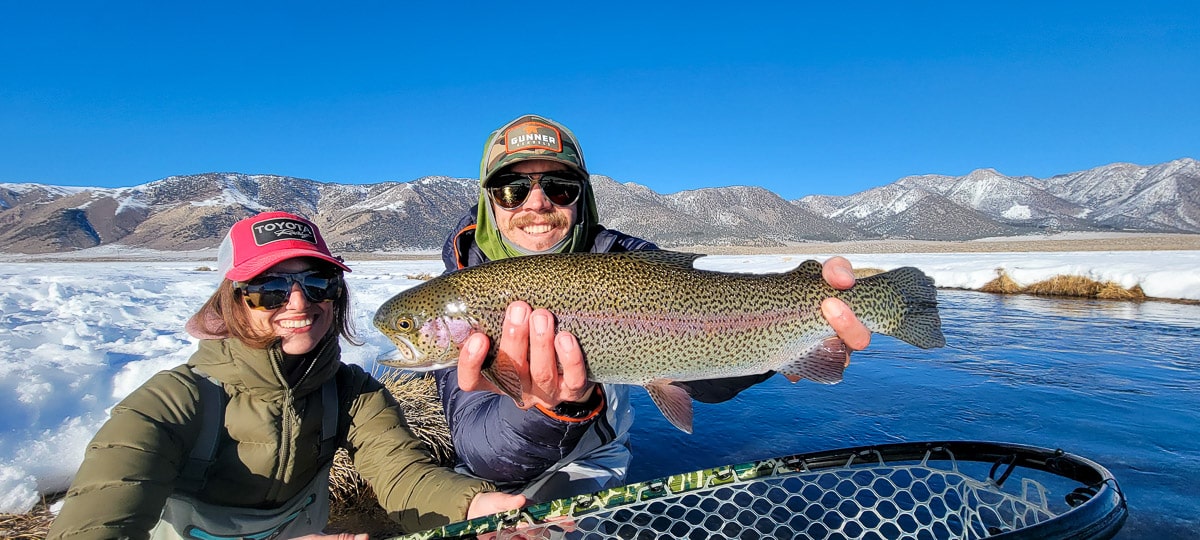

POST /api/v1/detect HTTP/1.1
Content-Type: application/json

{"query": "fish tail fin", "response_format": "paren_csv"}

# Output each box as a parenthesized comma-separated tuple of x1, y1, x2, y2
(644, 381, 694, 433)
(890, 308, 945, 349)
(858, 267, 947, 349)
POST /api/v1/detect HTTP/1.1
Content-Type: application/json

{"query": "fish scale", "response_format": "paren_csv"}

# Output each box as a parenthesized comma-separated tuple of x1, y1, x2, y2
(374, 251, 945, 433)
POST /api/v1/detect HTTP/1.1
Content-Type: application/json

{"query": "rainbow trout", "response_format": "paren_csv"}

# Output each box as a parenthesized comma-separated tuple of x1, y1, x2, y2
(374, 251, 944, 433)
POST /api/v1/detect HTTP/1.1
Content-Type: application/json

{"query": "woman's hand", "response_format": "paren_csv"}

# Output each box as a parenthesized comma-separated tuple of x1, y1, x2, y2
(468, 491, 528, 518)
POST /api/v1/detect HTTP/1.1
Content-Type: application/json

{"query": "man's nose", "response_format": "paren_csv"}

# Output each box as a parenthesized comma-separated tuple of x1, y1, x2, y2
(521, 178, 554, 210)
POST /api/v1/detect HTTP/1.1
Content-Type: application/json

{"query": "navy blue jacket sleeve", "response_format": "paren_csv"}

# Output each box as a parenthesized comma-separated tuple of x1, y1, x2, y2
(434, 367, 599, 484)
(442, 211, 481, 272)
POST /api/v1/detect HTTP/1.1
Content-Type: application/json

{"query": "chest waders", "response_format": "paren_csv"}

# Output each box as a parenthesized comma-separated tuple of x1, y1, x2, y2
(150, 370, 340, 540)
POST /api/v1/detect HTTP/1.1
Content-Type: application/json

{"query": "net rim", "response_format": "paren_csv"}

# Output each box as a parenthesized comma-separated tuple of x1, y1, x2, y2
(391, 440, 1127, 540)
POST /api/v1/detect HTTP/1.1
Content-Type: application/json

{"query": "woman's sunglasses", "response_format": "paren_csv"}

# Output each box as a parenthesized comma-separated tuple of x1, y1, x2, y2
(234, 270, 343, 310)
(486, 171, 585, 210)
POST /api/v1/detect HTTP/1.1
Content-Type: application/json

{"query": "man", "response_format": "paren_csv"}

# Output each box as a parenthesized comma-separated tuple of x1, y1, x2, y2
(436, 114, 872, 503)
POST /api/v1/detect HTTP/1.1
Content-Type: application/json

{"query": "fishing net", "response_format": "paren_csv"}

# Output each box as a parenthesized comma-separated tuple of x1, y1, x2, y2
(391, 441, 1126, 540)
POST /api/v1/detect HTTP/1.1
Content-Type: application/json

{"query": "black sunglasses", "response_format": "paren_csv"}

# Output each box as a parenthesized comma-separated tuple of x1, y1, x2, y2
(234, 270, 343, 310)
(486, 171, 585, 210)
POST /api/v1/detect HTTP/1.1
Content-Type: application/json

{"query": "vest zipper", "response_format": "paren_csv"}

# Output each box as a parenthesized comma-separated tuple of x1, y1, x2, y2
(270, 338, 334, 500)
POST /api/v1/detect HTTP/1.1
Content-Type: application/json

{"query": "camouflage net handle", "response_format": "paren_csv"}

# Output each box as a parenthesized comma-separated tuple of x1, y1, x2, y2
(391, 440, 1126, 540)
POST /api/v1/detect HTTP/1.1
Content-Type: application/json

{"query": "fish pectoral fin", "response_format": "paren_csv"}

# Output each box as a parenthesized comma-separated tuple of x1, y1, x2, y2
(483, 351, 526, 408)
(778, 337, 850, 384)
(644, 380, 694, 434)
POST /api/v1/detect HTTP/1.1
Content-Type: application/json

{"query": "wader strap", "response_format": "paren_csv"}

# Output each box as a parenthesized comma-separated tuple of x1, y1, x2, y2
(181, 369, 226, 492)
(319, 377, 339, 462)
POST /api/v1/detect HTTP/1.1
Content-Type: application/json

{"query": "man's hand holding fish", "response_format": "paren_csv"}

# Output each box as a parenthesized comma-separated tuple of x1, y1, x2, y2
(457, 301, 596, 411)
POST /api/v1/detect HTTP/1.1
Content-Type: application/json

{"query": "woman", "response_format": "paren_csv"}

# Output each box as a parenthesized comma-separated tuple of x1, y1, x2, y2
(48, 211, 522, 540)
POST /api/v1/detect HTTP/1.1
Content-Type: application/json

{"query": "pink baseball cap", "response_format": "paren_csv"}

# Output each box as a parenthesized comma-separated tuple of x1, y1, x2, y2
(217, 211, 351, 282)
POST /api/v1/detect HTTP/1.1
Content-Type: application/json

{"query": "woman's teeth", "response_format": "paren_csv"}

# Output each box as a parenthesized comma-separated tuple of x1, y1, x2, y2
(279, 318, 313, 329)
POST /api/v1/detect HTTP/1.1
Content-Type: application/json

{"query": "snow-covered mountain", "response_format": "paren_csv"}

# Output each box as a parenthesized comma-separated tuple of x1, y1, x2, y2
(1042, 160, 1200, 232)
(796, 158, 1198, 239)
(593, 180, 863, 246)
(1, 158, 1196, 254)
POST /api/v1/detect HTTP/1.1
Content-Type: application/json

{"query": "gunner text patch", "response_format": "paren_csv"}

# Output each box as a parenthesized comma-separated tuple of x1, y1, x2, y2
(504, 121, 562, 154)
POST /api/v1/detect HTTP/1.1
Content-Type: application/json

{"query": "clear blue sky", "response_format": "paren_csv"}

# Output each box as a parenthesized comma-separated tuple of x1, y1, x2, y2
(2, 2, 1197, 199)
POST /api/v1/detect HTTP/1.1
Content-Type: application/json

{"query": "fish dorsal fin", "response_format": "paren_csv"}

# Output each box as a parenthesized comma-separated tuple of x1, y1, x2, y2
(619, 250, 706, 270)
(788, 259, 825, 277)
(644, 380, 694, 433)
(777, 336, 850, 384)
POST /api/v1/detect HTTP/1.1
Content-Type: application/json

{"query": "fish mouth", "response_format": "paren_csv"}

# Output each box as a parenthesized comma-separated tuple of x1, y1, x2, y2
(375, 336, 424, 367)
(375, 337, 457, 371)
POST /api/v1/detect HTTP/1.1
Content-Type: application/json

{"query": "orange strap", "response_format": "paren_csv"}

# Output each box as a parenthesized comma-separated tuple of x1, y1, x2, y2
(452, 224, 477, 270)
(536, 386, 605, 423)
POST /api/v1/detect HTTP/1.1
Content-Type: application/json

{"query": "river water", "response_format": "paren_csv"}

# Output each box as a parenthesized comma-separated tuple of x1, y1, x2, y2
(625, 290, 1200, 538)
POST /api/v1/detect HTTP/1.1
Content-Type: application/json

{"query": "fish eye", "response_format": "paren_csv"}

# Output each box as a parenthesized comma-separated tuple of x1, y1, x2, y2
(395, 316, 414, 331)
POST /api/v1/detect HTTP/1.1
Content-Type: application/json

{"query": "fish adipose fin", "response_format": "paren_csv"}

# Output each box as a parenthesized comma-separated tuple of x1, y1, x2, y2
(483, 351, 526, 408)
(778, 336, 850, 384)
(792, 259, 826, 277)
(645, 380, 694, 434)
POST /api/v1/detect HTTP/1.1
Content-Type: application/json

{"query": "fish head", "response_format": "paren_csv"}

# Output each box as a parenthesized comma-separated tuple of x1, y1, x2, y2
(373, 284, 478, 370)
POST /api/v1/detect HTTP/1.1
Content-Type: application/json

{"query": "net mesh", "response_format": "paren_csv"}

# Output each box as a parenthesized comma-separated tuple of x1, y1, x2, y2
(495, 459, 1053, 539)
(392, 443, 1123, 540)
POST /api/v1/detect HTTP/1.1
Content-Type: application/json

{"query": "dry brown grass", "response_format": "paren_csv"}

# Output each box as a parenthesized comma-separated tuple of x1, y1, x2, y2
(1098, 282, 1146, 300)
(978, 269, 1146, 300)
(980, 269, 1023, 294)
(0, 497, 57, 540)
(326, 449, 405, 538)
(329, 448, 378, 512)
(1024, 275, 1103, 297)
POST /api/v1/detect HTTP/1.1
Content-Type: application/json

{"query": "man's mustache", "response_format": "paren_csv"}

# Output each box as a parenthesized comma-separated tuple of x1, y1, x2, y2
(507, 211, 570, 231)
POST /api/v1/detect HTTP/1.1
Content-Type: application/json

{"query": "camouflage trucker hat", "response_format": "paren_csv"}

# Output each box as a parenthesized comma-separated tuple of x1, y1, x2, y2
(480, 114, 588, 186)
